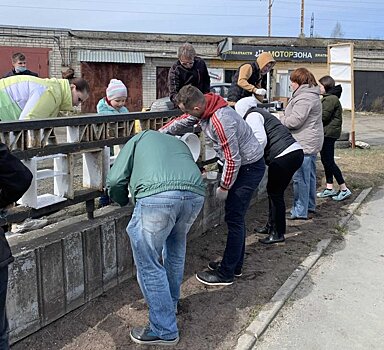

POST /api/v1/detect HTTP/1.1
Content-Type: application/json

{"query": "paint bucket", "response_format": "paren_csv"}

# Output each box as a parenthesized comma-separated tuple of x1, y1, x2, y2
(206, 171, 218, 180)
(178, 133, 201, 162)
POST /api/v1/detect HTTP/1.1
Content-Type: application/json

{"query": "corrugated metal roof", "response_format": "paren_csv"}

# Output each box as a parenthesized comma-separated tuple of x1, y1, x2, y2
(78, 50, 145, 63)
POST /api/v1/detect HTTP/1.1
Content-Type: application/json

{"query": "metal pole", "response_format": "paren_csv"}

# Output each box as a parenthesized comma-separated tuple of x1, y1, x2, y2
(350, 43, 356, 148)
(267, 72, 271, 101)
(300, 0, 305, 36)
(268, 0, 272, 36)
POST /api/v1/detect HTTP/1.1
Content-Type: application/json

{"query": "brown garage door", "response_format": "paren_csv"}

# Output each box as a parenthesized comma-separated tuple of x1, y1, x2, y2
(81, 62, 143, 113)
(0, 46, 51, 78)
(156, 67, 170, 98)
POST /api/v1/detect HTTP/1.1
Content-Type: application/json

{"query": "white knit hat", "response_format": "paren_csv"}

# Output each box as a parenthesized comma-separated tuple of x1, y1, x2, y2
(106, 79, 127, 100)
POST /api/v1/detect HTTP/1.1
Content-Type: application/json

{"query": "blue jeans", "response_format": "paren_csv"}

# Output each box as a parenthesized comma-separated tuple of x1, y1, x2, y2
(219, 158, 266, 278)
(291, 154, 317, 218)
(0, 265, 9, 350)
(127, 190, 204, 340)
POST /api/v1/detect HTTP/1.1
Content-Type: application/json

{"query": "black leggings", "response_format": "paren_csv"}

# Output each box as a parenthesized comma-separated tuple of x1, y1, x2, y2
(266, 149, 304, 235)
(320, 137, 345, 185)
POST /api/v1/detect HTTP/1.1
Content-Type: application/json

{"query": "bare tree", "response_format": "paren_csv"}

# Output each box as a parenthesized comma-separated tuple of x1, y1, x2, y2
(331, 22, 345, 38)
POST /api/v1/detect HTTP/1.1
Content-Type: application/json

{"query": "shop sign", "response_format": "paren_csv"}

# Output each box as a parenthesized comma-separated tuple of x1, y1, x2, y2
(221, 45, 327, 63)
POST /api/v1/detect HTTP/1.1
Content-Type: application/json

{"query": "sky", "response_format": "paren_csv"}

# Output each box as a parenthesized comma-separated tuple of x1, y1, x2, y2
(0, 0, 383, 40)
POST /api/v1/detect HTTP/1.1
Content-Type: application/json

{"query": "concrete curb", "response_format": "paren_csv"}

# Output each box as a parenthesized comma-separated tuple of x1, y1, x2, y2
(235, 187, 373, 350)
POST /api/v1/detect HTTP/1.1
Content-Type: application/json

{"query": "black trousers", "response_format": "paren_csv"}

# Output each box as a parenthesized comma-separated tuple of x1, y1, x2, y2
(266, 149, 304, 235)
(0, 264, 9, 350)
(220, 158, 266, 278)
(320, 137, 345, 185)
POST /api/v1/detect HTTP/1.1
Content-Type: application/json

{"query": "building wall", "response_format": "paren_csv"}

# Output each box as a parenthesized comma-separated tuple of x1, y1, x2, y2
(2, 25, 384, 110)
(0, 26, 68, 78)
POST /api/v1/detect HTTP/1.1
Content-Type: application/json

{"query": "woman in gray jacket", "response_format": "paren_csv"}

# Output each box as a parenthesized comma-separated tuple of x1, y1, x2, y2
(280, 68, 323, 220)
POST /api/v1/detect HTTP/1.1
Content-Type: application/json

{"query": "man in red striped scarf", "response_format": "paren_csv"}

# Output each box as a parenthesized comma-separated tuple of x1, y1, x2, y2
(160, 85, 265, 286)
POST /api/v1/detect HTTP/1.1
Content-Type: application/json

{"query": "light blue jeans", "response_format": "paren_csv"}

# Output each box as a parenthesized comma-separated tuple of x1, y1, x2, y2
(291, 154, 317, 218)
(127, 190, 204, 340)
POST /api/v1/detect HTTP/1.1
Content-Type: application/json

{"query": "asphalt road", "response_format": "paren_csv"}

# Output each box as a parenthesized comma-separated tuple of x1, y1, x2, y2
(342, 112, 384, 146)
(254, 186, 384, 350)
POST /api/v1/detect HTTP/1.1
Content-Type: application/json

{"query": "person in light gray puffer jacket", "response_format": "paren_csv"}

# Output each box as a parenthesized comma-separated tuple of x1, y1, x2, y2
(280, 67, 323, 220)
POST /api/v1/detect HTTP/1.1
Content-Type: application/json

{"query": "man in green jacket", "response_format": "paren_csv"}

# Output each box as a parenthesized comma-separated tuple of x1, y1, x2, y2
(106, 130, 205, 346)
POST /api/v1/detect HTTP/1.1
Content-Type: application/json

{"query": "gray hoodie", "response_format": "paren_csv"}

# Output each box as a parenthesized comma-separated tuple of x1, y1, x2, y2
(160, 102, 264, 190)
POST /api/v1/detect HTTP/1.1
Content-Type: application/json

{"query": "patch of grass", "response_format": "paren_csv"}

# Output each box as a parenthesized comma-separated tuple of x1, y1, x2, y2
(333, 145, 384, 190)
(334, 224, 348, 236)
(248, 305, 263, 320)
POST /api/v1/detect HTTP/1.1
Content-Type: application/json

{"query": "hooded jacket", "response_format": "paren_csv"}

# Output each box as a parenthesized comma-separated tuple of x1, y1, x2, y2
(280, 84, 323, 155)
(227, 52, 275, 103)
(97, 97, 129, 115)
(228, 62, 261, 102)
(160, 93, 264, 190)
(106, 130, 206, 206)
(0, 76, 73, 121)
(0, 142, 33, 268)
(168, 57, 211, 106)
(321, 85, 343, 139)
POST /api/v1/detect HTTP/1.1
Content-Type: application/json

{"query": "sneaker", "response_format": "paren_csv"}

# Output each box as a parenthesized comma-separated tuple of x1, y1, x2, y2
(130, 325, 179, 346)
(332, 189, 352, 201)
(317, 189, 338, 198)
(208, 261, 242, 277)
(196, 270, 234, 286)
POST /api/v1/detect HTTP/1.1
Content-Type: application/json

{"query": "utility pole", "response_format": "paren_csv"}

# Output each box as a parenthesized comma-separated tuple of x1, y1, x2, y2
(300, 0, 305, 37)
(310, 12, 314, 37)
(268, 0, 272, 36)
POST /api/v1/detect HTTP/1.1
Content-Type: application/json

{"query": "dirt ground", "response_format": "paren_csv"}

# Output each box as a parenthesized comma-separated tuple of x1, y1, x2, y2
(11, 177, 352, 350)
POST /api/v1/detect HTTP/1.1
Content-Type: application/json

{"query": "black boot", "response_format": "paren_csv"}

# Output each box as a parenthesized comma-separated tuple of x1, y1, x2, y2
(254, 223, 271, 234)
(259, 228, 285, 244)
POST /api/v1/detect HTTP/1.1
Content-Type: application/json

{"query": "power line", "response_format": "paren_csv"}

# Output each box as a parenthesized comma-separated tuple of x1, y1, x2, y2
(0, 4, 382, 25)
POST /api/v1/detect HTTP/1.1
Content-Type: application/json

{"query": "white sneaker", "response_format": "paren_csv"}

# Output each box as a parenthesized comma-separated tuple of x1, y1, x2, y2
(317, 189, 338, 198)
(332, 189, 352, 201)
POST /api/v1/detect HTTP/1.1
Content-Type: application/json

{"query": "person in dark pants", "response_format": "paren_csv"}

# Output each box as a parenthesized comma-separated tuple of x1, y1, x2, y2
(0, 142, 33, 350)
(317, 75, 352, 202)
(160, 85, 265, 286)
(235, 97, 304, 244)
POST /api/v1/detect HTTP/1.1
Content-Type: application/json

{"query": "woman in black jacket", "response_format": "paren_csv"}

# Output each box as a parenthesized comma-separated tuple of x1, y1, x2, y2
(236, 97, 304, 244)
(317, 76, 352, 202)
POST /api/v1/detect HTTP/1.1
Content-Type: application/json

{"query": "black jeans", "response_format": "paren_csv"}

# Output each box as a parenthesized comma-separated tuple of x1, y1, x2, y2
(219, 158, 266, 278)
(266, 150, 304, 235)
(320, 137, 345, 185)
(0, 264, 9, 350)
